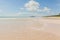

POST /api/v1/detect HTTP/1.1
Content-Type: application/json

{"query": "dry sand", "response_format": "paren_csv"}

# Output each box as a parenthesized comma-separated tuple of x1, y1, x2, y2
(0, 17, 60, 40)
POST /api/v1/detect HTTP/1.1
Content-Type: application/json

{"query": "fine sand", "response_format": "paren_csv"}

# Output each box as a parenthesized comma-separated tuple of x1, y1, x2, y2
(0, 17, 60, 40)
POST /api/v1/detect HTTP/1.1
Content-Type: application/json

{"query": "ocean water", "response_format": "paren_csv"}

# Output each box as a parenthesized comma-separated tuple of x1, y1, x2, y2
(0, 16, 42, 18)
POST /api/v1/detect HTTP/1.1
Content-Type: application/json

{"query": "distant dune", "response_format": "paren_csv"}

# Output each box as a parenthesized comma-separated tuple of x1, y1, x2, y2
(0, 17, 60, 40)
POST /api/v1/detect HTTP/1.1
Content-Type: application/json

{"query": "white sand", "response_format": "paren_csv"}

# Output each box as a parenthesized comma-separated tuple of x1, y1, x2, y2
(0, 17, 60, 40)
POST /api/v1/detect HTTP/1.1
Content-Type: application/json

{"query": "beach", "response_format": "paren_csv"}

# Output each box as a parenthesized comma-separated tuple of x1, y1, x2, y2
(0, 17, 60, 40)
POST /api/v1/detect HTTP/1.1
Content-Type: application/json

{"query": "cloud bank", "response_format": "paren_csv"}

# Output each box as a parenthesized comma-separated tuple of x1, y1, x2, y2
(24, 0, 40, 12)
(0, 0, 51, 17)
(24, 0, 51, 12)
(18, 0, 51, 16)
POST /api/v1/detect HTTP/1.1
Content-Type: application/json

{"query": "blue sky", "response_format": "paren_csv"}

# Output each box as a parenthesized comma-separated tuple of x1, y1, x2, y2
(0, 0, 60, 17)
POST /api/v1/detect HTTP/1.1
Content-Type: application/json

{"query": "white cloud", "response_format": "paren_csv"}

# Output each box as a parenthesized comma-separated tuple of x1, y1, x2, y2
(20, 8, 24, 10)
(24, 0, 51, 12)
(42, 7, 51, 12)
(24, 0, 40, 12)
(18, 0, 51, 16)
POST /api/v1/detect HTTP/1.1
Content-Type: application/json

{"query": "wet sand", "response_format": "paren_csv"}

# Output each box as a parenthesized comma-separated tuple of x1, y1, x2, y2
(0, 17, 60, 40)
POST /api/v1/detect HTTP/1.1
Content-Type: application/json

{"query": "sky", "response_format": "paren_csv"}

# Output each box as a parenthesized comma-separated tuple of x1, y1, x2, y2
(0, 0, 60, 17)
